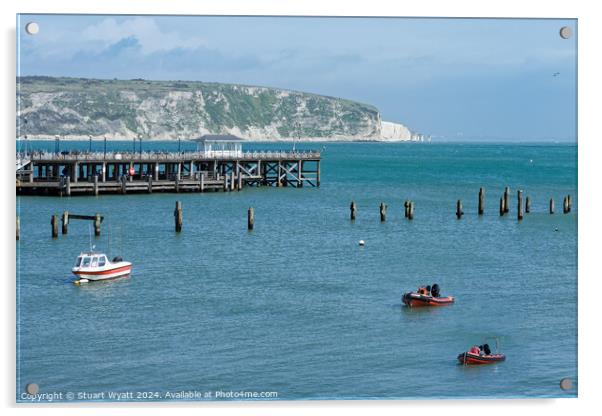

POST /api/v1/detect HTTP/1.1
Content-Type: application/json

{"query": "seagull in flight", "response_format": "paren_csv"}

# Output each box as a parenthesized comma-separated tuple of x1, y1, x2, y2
(553, 72, 560, 77)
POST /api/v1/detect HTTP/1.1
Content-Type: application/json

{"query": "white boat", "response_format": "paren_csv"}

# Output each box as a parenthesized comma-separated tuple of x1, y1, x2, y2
(72, 252, 132, 283)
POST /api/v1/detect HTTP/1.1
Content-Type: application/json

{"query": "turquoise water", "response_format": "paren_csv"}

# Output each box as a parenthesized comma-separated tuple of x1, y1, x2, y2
(16, 142, 577, 401)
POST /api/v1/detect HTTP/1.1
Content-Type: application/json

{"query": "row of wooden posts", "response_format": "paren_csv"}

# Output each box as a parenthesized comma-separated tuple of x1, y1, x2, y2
(16, 187, 574, 240)
(351, 188, 573, 222)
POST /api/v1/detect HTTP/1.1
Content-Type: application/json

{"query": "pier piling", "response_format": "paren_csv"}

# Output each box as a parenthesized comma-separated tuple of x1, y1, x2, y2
(408, 201, 414, 220)
(517, 190, 524, 221)
(549, 198, 555, 214)
(147, 175, 153, 193)
(478, 187, 484, 215)
(65, 176, 71, 196)
(525, 196, 531, 214)
(504, 187, 510, 214)
(350, 201, 357, 221)
(248, 207, 254, 230)
(94, 214, 101, 236)
(51, 215, 58, 238)
(567, 195, 572, 212)
(16, 216, 20, 241)
(174, 201, 183, 232)
(499, 197, 504, 216)
(456, 200, 463, 219)
(93, 175, 99, 196)
(380, 202, 387, 222)
(61, 211, 69, 234)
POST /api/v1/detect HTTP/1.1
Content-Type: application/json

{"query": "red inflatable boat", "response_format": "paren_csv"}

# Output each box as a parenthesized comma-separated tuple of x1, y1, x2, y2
(457, 351, 506, 365)
(402, 292, 455, 308)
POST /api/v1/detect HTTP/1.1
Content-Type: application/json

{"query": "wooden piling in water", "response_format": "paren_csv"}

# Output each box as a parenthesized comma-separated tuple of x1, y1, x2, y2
(51, 215, 58, 238)
(517, 190, 524, 221)
(248, 207, 254, 230)
(120, 175, 127, 194)
(503, 187, 510, 214)
(174, 201, 183, 232)
(147, 175, 153, 193)
(499, 197, 504, 216)
(94, 214, 101, 236)
(404, 201, 409, 218)
(408, 201, 414, 220)
(93, 175, 99, 196)
(563, 196, 569, 214)
(61, 211, 69, 234)
(525, 196, 531, 213)
(567, 195, 572, 212)
(238, 174, 242, 191)
(350, 201, 356, 221)
(16, 216, 20, 241)
(230, 172, 235, 192)
(456, 200, 463, 219)
(380, 202, 387, 222)
(478, 187, 484, 215)
(549, 198, 555, 214)
(65, 176, 71, 196)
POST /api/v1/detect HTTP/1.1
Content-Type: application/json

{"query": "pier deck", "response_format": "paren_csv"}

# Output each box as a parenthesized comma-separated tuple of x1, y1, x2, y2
(16, 150, 321, 196)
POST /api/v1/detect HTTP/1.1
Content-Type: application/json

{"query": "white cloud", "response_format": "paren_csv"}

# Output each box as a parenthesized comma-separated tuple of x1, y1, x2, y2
(82, 17, 207, 54)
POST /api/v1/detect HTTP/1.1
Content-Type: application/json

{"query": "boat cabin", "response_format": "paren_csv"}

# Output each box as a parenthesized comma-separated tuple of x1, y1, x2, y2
(192, 134, 244, 158)
(74, 253, 108, 268)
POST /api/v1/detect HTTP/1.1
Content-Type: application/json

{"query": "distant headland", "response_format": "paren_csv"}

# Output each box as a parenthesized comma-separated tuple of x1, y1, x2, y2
(16, 76, 427, 142)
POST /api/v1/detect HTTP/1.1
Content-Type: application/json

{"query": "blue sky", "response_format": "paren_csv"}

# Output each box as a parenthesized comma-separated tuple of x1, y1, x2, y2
(17, 15, 577, 141)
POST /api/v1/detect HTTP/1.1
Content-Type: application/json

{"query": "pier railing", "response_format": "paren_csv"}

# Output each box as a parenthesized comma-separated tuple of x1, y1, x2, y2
(24, 150, 321, 162)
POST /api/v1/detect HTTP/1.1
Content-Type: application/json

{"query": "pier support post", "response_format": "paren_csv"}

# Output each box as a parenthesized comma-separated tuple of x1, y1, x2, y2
(230, 172, 235, 191)
(456, 200, 463, 219)
(66, 176, 71, 196)
(404, 201, 409, 218)
(147, 175, 153, 193)
(317, 160, 321, 187)
(350, 201, 357, 221)
(238, 173, 243, 191)
(248, 207, 254, 230)
(567, 195, 572, 212)
(563, 196, 569, 214)
(503, 187, 510, 214)
(175, 175, 180, 193)
(200, 173, 205, 192)
(525, 196, 531, 214)
(517, 190, 524, 221)
(549, 198, 555, 214)
(174, 201, 183, 232)
(121, 175, 127, 194)
(61, 211, 69, 234)
(408, 201, 414, 220)
(478, 187, 484, 215)
(380, 202, 387, 222)
(94, 214, 101, 236)
(499, 197, 504, 216)
(51, 215, 58, 238)
(93, 175, 99, 196)
(73, 162, 79, 183)
(101, 162, 106, 182)
(16, 216, 20, 241)
(223, 174, 228, 192)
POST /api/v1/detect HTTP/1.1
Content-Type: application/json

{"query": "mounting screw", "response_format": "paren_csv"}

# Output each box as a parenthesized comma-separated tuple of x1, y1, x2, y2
(559, 378, 573, 391)
(559, 26, 572, 39)
(25, 383, 39, 394)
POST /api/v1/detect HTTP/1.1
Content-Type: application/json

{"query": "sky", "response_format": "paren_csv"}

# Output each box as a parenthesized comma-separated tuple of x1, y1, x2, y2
(17, 14, 577, 141)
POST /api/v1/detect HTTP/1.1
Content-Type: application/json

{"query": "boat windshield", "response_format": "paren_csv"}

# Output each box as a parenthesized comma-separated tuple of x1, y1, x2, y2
(98, 256, 106, 267)
(91, 257, 98, 267)
(82, 256, 91, 267)
(74, 256, 82, 267)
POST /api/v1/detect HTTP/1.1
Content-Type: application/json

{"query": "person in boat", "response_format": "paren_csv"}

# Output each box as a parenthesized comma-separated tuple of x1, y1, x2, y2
(417, 285, 431, 296)
(431, 283, 441, 298)
(469, 345, 480, 355)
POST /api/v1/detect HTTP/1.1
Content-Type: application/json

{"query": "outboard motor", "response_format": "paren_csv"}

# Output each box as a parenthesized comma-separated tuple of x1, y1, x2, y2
(431, 283, 440, 298)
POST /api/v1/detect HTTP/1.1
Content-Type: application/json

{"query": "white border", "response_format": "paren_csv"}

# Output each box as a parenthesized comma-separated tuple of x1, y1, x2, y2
(3, 1, 601, 415)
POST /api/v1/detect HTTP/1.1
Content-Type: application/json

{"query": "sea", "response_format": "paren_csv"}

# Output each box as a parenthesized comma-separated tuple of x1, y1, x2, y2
(16, 140, 577, 401)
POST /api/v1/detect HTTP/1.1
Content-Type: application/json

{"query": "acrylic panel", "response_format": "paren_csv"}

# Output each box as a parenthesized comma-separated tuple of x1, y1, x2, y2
(16, 14, 577, 402)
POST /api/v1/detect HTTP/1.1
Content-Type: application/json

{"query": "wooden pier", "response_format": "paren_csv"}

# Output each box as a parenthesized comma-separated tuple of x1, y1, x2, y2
(16, 150, 321, 196)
